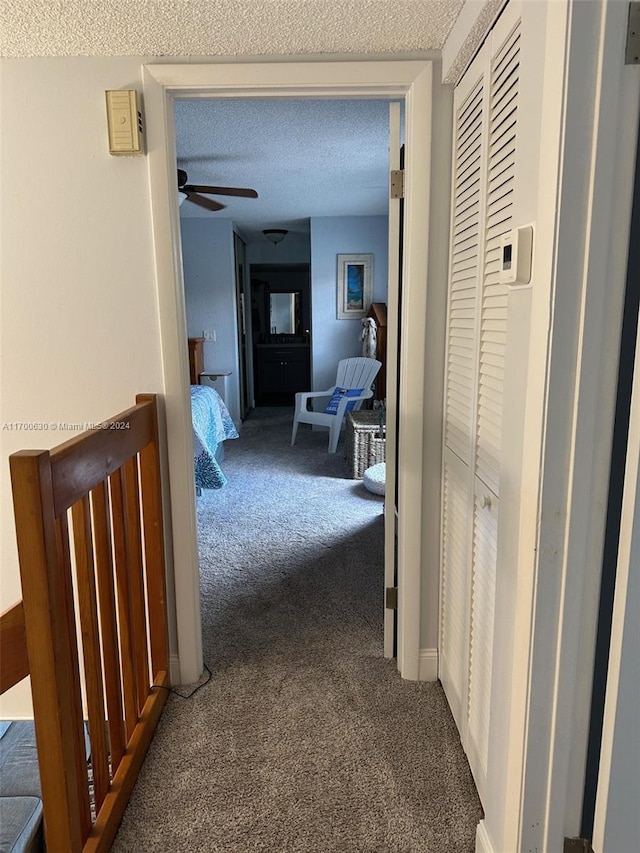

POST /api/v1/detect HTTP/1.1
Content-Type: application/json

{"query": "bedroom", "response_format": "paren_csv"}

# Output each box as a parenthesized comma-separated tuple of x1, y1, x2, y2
(176, 96, 394, 442)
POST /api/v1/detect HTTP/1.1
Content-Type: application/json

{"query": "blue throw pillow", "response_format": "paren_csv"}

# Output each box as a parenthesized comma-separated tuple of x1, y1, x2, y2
(324, 388, 364, 415)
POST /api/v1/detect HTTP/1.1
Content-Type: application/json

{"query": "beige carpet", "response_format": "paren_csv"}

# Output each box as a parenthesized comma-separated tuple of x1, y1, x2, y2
(112, 408, 482, 851)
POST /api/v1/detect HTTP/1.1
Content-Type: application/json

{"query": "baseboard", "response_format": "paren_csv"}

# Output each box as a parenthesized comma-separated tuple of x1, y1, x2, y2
(169, 653, 181, 685)
(476, 820, 495, 853)
(418, 648, 438, 681)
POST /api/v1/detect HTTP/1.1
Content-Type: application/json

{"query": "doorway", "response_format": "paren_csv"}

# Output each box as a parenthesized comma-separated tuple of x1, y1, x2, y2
(250, 263, 311, 406)
(143, 60, 439, 688)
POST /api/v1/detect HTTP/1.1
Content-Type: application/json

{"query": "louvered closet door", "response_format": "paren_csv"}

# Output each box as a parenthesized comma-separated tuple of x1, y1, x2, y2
(440, 4, 522, 807)
(466, 21, 521, 802)
(440, 69, 486, 735)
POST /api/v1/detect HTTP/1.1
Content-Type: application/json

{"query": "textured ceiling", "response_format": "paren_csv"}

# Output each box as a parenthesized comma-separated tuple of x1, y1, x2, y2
(0, 0, 465, 58)
(175, 97, 396, 238)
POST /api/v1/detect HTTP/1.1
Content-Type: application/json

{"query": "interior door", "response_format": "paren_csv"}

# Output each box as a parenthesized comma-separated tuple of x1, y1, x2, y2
(384, 101, 403, 658)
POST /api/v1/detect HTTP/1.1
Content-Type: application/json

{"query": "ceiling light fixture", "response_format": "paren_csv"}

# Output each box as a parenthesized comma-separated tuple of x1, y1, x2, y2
(263, 229, 288, 246)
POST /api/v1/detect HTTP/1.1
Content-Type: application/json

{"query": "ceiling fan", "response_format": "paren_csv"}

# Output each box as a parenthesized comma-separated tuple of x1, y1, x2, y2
(177, 168, 258, 212)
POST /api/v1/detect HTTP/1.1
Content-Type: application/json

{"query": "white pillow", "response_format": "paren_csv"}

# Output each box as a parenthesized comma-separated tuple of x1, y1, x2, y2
(363, 462, 385, 495)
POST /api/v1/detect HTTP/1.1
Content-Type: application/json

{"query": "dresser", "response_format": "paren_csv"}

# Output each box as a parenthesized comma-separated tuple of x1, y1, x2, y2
(255, 343, 310, 403)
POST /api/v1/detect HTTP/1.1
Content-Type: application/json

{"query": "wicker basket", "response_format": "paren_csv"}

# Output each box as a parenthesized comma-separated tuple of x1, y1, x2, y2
(346, 410, 386, 479)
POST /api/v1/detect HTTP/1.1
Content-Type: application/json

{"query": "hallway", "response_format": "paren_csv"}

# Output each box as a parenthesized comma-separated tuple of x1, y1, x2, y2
(112, 409, 482, 851)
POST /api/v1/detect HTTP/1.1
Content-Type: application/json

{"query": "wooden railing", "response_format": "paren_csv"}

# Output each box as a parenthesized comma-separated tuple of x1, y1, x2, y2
(7, 394, 170, 852)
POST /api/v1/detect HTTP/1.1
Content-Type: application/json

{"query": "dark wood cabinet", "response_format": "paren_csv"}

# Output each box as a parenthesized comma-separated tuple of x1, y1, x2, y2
(256, 344, 310, 403)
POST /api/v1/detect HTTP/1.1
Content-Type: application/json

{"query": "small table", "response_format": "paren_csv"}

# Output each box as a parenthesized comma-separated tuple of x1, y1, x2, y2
(199, 371, 232, 403)
(345, 410, 386, 479)
(199, 370, 232, 383)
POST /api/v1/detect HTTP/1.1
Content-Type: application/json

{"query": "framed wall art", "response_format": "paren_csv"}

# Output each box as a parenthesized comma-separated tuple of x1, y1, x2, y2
(336, 254, 373, 320)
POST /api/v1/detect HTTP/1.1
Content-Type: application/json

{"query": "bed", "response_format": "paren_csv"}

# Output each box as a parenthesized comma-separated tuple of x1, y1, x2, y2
(188, 336, 239, 490)
(191, 384, 238, 489)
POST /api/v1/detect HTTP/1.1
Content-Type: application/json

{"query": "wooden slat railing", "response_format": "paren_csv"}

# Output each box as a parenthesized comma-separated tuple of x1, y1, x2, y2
(8, 393, 170, 852)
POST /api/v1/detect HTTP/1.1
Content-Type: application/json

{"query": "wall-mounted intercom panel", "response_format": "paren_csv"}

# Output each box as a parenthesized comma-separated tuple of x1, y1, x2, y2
(499, 224, 534, 285)
(105, 90, 144, 156)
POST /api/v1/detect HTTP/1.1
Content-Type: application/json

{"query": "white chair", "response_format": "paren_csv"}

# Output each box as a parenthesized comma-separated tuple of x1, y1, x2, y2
(291, 357, 382, 453)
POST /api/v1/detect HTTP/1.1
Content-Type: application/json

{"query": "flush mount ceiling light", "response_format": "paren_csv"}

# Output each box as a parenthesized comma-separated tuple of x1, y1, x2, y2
(263, 229, 288, 246)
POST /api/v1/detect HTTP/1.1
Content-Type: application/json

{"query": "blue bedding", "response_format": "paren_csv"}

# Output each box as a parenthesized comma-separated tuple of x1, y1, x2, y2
(190, 385, 239, 489)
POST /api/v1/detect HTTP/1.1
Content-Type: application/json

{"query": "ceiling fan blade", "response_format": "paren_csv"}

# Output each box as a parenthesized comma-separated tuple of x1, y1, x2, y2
(185, 191, 226, 212)
(185, 184, 258, 199)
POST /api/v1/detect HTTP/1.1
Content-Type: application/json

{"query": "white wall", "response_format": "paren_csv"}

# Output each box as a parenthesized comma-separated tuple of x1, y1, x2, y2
(181, 217, 241, 424)
(0, 55, 174, 715)
(309, 215, 388, 391)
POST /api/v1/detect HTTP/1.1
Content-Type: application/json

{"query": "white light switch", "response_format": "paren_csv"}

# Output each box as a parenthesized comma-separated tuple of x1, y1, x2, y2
(203, 330, 216, 341)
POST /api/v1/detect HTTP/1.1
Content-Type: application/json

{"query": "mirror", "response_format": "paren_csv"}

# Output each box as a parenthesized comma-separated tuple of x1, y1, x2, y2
(269, 292, 298, 334)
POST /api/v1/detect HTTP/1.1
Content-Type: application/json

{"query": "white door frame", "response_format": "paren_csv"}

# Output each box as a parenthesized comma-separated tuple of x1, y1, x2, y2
(513, 2, 640, 850)
(143, 59, 434, 684)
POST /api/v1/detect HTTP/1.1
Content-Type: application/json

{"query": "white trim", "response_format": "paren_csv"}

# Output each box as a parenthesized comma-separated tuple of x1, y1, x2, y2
(144, 68, 203, 685)
(516, 1, 640, 850)
(384, 101, 401, 660)
(169, 654, 181, 686)
(397, 63, 433, 680)
(441, 0, 508, 85)
(475, 820, 495, 853)
(442, 0, 486, 78)
(422, 65, 451, 677)
(417, 648, 438, 681)
(143, 59, 434, 685)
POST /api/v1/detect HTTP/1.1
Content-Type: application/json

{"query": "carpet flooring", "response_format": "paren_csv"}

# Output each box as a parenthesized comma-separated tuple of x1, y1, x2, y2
(112, 408, 483, 852)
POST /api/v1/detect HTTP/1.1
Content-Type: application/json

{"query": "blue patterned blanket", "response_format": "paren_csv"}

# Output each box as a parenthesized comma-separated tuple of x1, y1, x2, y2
(190, 385, 239, 489)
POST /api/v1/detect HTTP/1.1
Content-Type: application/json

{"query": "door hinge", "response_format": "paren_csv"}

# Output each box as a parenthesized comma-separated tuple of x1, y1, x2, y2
(390, 169, 405, 199)
(564, 837, 594, 853)
(385, 587, 398, 609)
(626, 2, 640, 64)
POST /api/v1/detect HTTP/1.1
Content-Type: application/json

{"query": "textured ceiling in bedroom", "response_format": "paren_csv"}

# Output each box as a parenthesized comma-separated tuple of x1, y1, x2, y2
(0, 0, 464, 57)
(174, 97, 398, 239)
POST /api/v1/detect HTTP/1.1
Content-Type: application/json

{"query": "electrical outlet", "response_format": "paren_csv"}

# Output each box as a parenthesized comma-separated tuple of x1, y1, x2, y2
(203, 330, 216, 341)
